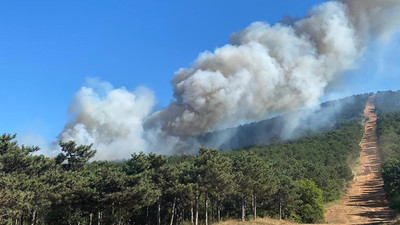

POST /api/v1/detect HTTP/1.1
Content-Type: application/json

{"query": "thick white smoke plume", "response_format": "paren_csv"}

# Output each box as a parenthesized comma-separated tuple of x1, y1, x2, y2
(59, 79, 156, 160)
(341, 0, 400, 42)
(156, 0, 383, 136)
(59, 0, 400, 159)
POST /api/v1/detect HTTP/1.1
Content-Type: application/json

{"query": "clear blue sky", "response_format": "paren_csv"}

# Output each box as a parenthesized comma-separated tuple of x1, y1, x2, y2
(0, 0, 399, 144)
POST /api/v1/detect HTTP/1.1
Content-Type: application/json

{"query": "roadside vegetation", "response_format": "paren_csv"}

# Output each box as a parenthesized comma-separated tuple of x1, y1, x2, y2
(375, 90, 400, 212)
(377, 112, 400, 211)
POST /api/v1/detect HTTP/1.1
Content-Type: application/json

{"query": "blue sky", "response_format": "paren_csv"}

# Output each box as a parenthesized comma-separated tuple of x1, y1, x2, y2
(0, 0, 399, 145)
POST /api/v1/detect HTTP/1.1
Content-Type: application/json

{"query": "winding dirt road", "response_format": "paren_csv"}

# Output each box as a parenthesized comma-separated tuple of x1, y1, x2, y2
(323, 96, 396, 224)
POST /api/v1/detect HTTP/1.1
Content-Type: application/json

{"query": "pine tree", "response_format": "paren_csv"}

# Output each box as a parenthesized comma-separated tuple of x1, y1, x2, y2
(56, 140, 96, 171)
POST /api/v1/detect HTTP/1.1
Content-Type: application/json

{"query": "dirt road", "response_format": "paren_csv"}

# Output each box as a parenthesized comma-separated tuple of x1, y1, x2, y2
(323, 96, 396, 224)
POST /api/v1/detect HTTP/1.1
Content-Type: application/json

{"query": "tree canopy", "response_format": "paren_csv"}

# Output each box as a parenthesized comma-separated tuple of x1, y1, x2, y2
(0, 118, 364, 224)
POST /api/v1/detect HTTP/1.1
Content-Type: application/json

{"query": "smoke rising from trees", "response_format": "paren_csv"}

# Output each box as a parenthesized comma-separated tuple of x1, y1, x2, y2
(59, 79, 156, 160)
(58, 0, 400, 159)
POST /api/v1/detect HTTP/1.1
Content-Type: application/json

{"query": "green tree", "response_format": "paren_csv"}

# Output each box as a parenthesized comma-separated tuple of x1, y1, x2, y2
(55, 140, 96, 171)
(382, 158, 400, 210)
(273, 175, 301, 221)
(295, 179, 324, 223)
(123, 152, 163, 224)
(195, 148, 235, 224)
(233, 151, 275, 221)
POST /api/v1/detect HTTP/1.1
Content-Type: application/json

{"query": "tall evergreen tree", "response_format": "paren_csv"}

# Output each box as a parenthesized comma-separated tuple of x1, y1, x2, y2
(55, 141, 96, 171)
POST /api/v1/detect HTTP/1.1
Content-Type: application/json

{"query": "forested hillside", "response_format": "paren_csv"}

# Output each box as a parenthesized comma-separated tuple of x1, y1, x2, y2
(376, 112, 400, 211)
(373, 91, 400, 212)
(196, 94, 369, 151)
(0, 91, 379, 225)
(375, 90, 400, 113)
(0, 120, 363, 225)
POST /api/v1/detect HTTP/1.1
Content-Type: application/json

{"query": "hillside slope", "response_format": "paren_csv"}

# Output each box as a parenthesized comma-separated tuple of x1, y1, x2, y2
(195, 94, 370, 151)
(375, 90, 400, 113)
(215, 95, 397, 225)
(323, 95, 396, 224)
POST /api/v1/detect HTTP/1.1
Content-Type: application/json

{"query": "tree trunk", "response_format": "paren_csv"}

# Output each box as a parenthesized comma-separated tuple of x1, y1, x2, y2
(146, 206, 149, 225)
(195, 196, 199, 225)
(112, 203, 115, 225)
(205, 195, 208, 225)
(31, 209, 36, 225)
(253, 194, 257, 220)
(89, 213, 93, 225)
(191, 201, 194, 224)
(98, 211, 101, 225)
(181, 203, 184, 223)
(211, 197, 214, 223)
(279, 197, 282, 220)
(118, 217, 122, 225)
(157, 198, 161, 225)
(217, 202, 221, 222)
(170, 197, 176, 225)
(241, 196, 245, 222)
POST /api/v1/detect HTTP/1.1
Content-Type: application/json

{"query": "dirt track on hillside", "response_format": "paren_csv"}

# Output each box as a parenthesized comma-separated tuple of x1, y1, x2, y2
(322, 96, 396, 224)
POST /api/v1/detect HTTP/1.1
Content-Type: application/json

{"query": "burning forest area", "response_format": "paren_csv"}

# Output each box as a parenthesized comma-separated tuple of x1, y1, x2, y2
(1, 0, 400, 224)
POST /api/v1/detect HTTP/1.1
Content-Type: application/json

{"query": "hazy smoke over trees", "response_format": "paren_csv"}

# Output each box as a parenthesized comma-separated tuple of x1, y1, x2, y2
(58, 0, 400, 159)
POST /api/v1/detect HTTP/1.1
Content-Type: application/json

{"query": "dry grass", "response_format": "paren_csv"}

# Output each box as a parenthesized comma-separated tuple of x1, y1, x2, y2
(390, 217, 400, 225)
(214, 217, 400, 225)
(214, 218, 298, 225)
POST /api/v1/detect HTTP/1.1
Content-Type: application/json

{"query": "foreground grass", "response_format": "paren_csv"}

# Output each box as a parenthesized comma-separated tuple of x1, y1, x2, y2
(213, 218, 298, 225)
(390, 216, 400, 225)
(212, 217, 400, 225)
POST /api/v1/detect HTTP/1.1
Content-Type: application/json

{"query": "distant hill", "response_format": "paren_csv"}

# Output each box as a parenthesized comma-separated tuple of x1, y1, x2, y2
(375, 90, 400, 113)
(194, 93, 372, 150)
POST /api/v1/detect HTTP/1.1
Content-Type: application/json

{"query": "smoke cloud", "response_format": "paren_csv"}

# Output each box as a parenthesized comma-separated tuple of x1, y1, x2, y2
(59, 79, 156, 160)
(157, 0, 396, 137)
(58, 0, 400, 159)
(340, 0, 400, 42)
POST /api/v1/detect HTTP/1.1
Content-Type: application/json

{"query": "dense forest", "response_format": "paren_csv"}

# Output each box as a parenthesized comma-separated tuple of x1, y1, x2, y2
(195, 94, 369, 151)
(372, 90, 400, 211)
(376, 113, 400, 210)
(9, 91, 400, 225)
(375, 90, 400, 114)
(0, 119, 363, 225)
